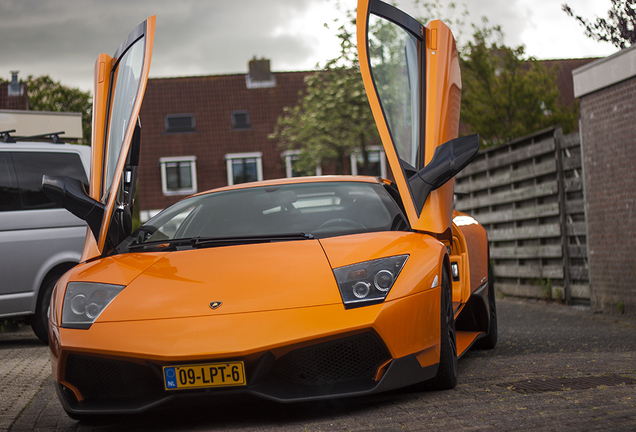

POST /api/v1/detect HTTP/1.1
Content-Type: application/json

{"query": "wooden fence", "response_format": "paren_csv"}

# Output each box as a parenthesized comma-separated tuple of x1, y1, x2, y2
(454, 127, 590, 304)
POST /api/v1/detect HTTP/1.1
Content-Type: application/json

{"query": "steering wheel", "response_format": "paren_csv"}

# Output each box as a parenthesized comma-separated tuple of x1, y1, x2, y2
(316, 218, 367, 231)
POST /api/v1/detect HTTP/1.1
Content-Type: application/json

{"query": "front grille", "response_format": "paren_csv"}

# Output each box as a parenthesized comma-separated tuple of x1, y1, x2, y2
(65, 354, 163, 400)
(270, 333, 390, 386)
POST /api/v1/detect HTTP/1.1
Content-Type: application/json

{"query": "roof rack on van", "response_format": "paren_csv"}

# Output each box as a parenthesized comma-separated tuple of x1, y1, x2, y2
(1, 130, 67, 144)
(1, 130, 17, 143)
(19, 131, 67, 144)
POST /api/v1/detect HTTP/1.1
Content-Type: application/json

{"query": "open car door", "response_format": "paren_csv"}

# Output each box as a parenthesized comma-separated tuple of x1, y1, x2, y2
(357, 0, 478, 236)
(43, 17, 155, 260)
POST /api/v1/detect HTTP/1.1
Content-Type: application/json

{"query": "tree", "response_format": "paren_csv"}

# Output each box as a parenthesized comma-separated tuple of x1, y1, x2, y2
(25, 75, 92, 144)
(562, 0, 636, 49)
(270, 1, 467, 175)
(272, 2, 577, 160)
(459, 23, 578, 146)
(270, 14, 379, 175)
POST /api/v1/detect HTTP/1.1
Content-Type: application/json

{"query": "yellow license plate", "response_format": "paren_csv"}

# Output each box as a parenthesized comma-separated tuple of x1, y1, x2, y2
(163, 361, 246, 390)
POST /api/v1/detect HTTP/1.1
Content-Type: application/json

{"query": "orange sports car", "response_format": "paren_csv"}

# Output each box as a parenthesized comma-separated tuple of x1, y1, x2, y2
(43, 0, 496, 419)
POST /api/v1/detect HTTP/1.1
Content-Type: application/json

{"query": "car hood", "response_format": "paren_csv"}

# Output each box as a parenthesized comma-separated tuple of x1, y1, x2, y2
(96, 239, 341, 322)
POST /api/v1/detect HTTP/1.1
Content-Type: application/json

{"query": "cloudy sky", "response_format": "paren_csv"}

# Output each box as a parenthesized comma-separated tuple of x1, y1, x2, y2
(2, 0, 618, 93)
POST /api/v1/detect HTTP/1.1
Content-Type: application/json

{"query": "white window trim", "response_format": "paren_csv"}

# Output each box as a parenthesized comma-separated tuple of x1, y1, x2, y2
(159, 155, 198, 196)
(282, 150, 322, 178)
(225, 152, 263, 186)
(350, 146, 387, 178)
(140, 209, 162, 223)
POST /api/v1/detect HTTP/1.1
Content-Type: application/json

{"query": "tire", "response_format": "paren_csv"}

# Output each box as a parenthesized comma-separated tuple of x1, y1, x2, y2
(474, 262, 497, 350)
(426, 266, 458, 390)
(31, 274, 58, 345)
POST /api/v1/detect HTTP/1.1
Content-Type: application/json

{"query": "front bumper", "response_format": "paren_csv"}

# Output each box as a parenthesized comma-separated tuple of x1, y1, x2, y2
(52, 287, 443, 415)
(56, 331, 439, 415)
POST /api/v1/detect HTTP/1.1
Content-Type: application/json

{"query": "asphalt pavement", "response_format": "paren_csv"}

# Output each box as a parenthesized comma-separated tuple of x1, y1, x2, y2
(1, 297, 635, 431)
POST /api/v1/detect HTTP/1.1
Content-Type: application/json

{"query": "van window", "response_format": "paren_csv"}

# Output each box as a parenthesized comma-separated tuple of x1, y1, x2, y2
(0, 154, 21, 211)
(11, 152, 89, 210)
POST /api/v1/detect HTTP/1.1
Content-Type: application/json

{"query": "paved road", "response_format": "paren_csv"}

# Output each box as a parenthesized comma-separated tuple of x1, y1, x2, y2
(1, 298, 635, 431)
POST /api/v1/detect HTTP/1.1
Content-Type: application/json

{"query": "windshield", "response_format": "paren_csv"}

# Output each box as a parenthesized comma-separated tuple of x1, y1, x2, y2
(116, 182, 408, 253)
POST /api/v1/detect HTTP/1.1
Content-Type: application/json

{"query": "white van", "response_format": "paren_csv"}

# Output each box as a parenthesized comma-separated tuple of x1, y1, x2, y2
(0, 135, 90, 343)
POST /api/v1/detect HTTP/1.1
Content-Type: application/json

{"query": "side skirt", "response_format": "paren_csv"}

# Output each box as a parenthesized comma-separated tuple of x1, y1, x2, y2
(456, 330, 484, 358)
(455, 280, 489, 357)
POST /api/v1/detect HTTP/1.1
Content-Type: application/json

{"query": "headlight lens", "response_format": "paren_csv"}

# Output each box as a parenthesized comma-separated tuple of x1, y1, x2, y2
(62, 282, 125, 329)
(333, 255, 408, 308)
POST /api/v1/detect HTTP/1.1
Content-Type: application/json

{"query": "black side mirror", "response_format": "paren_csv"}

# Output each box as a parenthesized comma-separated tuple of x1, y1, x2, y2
(409, 134, 479, 211)
(42, 175, 105, 239)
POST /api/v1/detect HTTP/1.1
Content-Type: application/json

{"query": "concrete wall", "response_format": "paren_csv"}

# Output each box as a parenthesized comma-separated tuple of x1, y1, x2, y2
(574, 46, 636, 316)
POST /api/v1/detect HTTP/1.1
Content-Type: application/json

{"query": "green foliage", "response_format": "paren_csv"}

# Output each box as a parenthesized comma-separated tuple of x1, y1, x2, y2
(272, 1, 579, 163)
(617, 300, 625, 314)
(412, 0, 469, 43)
(534, 277, 553, 300)
(563, 0, 636, 50)
(1, 319, 22, 333)
(270, 0, 465, 174)
(25, 75, 92, 145)
(459, 23, 578, 147)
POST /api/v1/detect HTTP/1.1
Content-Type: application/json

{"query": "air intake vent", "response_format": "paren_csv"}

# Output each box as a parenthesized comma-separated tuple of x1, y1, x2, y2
(65, 354, 163, 400)
(271, 333, 390, 386)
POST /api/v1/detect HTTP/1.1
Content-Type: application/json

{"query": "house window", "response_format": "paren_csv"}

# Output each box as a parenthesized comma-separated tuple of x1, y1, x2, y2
(231, 110, 251, 129)
(350, 147, 387, 178)
(160, 156, 197, 195)
(165, 114, 196, 132)
(225, 152, 263, 185)
(282, 150, 322, 178)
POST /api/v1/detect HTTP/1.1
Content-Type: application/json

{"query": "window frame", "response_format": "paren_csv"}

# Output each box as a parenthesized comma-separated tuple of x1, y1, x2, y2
(225, 152, 263, 186)
(164, 114, 196, 133)
(282, 150, 322, 178)
(231, 110, 251, 130)
(11, 150, 89, 211)
(350, 146, 387, 178)
(159, 155, 198, 196)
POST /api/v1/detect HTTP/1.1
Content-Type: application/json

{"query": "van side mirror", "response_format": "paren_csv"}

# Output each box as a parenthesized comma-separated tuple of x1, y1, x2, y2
(409, 134, 479, 211)
(42, 175, 104, 239)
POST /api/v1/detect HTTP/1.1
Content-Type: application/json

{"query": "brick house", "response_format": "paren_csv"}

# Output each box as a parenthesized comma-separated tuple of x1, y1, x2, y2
(541, 58, 599, 108)
(136, 57, 593, 221)
(137, 59, 387, 220)
(573, 45, 636, 315)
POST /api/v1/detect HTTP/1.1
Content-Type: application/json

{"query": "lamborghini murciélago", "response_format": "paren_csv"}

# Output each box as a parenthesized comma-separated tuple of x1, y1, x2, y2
(43, 0, 496, 418)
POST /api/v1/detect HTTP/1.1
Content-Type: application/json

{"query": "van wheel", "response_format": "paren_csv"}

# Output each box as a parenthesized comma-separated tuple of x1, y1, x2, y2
(31, 274, 58, 345)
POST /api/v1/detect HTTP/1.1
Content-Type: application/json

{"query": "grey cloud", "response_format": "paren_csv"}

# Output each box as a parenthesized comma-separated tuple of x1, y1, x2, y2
(1, 0, 320, 91)
(0, 0, 608, 93)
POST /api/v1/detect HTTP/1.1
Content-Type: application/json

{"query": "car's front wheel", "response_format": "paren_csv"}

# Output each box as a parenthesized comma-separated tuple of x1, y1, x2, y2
(426, 266, 458, 390)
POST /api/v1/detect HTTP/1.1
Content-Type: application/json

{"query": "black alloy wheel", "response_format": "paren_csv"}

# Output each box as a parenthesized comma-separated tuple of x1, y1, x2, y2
(474, 261, 498, 350)
(425, 266, 458, 390)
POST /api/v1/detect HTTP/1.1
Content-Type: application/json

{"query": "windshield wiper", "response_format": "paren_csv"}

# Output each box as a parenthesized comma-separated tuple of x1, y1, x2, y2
(126, 233, 315, 252)
(192, 232, 314, 249)
(127, 237, 197, 252)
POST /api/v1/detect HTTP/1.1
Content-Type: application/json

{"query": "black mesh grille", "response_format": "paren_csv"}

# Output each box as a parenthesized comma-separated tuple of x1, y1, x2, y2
(65, 354, 163, 400)
(270, 333, 390, 386)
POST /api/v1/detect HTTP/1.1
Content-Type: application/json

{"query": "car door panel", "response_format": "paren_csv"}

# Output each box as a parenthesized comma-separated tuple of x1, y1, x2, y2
(87, 17, 155, 258)
(358, 0, 465, 236)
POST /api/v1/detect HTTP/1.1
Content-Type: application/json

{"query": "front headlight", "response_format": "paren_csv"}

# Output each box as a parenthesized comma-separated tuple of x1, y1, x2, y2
(333, 255, 408, 309)
(62, 282, 125, 329)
